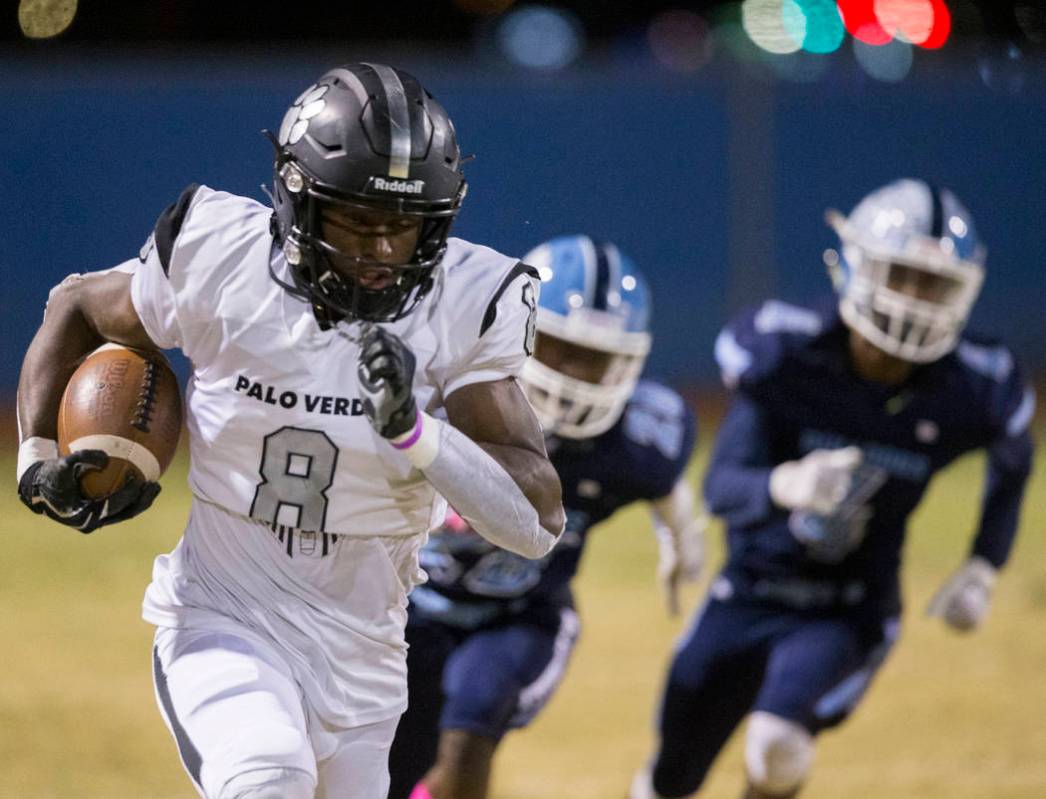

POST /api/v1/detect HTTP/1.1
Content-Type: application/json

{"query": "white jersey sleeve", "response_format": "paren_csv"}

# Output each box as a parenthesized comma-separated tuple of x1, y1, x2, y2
(129, 184, 271, 358)
(431, 239, 539, 398)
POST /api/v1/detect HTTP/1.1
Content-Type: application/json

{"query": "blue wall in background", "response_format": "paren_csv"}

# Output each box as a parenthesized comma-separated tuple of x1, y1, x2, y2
(2, 52, 1043, 393)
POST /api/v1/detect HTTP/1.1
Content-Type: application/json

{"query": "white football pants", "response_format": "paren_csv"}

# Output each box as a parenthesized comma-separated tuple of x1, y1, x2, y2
(152, 625, 398, 799)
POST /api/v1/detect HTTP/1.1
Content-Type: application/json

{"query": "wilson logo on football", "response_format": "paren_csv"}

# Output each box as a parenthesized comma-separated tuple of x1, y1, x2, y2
(369, 176, 426, 194)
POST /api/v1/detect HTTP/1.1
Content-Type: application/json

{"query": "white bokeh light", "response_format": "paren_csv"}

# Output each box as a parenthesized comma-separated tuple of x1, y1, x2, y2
(742, 0, 805, 55)
(497, 5, 584, 70)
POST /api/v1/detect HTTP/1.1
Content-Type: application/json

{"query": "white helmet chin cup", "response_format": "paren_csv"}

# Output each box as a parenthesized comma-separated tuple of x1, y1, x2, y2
(519, 235, 653, 439)
(828, 180, 986, 363)
(522, 345, 646, 439)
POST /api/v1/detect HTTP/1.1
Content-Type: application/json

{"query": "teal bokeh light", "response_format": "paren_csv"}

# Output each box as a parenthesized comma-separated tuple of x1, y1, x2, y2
(795, 0, 845, 53)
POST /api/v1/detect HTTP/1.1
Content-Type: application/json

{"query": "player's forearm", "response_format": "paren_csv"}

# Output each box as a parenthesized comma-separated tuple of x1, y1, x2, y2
(652, 480, 699, 538)
(19, 272, 155, 444)
(474, 440, 565, 535)
(17, 279, 106, 441)
(396, 413, 563, 558)
(971, 431, 1034, 568)
(702, 393, 778, 528)
(703, 463, 774, 528)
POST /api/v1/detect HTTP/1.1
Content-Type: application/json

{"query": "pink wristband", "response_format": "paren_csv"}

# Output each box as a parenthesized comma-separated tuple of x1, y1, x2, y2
(391, 410, 424, 450)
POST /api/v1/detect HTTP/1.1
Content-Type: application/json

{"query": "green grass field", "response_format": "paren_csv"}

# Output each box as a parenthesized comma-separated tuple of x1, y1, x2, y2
(1, 422, 1043, 799)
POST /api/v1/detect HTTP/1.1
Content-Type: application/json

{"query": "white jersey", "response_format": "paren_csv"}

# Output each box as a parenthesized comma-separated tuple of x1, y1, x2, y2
(119, 184, 538, 727)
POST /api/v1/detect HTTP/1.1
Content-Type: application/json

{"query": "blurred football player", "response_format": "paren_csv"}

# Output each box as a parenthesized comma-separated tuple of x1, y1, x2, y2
(16, 63, 564, 799)
(631, 179, 1035, 799)
(387, 236, 706, 799)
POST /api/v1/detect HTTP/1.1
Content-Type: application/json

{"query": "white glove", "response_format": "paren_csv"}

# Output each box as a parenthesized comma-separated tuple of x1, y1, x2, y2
(652, 482, 707, 617)
(656, 516, 706, 617)
(769, 447, 863, 516)
(926, 556, 997, 633)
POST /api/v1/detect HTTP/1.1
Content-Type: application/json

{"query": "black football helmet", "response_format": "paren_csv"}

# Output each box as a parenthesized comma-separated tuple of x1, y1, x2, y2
(268, 63, 467, 325)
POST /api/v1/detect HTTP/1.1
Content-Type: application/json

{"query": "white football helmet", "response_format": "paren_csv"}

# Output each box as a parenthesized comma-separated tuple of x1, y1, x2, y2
(521, 235, 652, 439)
(826, 179, 986, 363)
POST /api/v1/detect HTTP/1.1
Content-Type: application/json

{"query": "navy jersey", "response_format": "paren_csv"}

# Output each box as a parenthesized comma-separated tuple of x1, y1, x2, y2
(410, 379, 697, 627)
(706, 297, 1036, 617)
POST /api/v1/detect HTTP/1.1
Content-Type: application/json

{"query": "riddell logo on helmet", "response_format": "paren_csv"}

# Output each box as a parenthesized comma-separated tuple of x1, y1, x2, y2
(371, 177, 425, 194)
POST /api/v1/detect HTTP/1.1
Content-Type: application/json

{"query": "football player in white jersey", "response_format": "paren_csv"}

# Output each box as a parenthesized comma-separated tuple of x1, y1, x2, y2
(16, 63, 565, 799)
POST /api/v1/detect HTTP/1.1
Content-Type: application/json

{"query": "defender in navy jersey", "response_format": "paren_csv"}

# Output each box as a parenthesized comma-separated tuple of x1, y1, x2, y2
(631, 180, 1035, 799)
(389, 236, 706, 799)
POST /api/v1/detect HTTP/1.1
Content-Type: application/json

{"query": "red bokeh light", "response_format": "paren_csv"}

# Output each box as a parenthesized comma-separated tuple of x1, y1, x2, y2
(920, 0, 952, 49)
(836, 0, 952, 48)
(836, 0, 892, 45)
(877, 0, 933, 45)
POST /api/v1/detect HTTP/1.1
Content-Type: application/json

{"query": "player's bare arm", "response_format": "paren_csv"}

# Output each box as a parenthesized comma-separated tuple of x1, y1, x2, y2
(357, 324, 564, 559)
(18, 271, 153, 440)
(17, 271, 159, 531)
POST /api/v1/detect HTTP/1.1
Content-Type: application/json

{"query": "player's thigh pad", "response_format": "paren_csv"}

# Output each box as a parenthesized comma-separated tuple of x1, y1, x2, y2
(441, 608, 579, 738)
(152, 626, 317, 799)
(744, 711, 813, 795)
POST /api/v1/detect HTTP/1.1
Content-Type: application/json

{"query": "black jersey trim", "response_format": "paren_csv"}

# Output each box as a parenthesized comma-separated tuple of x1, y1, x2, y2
(153, 647, 203, 789)
(154, 183, 201, 276)
(479, 261, 539, 338)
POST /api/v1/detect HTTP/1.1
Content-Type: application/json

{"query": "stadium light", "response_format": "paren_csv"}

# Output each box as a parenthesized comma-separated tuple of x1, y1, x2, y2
(497, 5, 585, 70)
(854, 35, 913, 80)
(836, 0, 892, 45)
(874, 0, 951, 48)
(919, 0, 952, 49)
(874, 0, 934, 45)
(742, 0, 805, 55)
(795, 0, 846, 54)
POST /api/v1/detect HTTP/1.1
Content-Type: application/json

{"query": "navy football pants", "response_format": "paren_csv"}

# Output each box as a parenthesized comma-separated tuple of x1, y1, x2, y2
(388, 608, 579, 799)
(650, 596, 896, 797)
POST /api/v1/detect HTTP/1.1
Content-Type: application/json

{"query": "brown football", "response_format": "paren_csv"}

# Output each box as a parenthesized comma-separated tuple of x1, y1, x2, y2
(57, 344, 183, 499)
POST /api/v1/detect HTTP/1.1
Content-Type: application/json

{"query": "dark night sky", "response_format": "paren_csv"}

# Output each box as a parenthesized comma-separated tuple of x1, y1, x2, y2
(4, 1, 1033, 45)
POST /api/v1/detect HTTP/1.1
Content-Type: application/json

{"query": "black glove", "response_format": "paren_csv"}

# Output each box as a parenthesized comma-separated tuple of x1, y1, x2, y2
(357, 324, 418, 439)
(18, 449, 161, 534)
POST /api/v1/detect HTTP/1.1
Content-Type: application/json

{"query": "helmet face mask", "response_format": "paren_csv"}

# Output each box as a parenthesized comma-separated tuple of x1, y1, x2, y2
(269, 64, 467, 325)
(828, 180, 985, 364)
(525, 332, 647, 439)
(520, 236, 652, 440)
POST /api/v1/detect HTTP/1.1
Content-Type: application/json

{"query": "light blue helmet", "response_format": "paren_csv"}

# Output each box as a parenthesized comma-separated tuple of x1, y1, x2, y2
(520, 235, 652, 438)
(826, 178, 986, 363)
